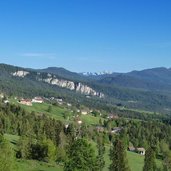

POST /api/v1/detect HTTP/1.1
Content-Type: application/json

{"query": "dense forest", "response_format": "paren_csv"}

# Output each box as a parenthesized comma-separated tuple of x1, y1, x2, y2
(0, 98, 171, 170)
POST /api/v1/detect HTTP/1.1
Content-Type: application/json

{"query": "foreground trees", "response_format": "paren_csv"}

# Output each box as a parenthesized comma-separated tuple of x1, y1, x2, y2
(96, 137, 105, 171)
(110, 139, 130, 171)
(64, 138, 97, 171)
(0, 135, 16, 171)
(143, 147, 156, 171)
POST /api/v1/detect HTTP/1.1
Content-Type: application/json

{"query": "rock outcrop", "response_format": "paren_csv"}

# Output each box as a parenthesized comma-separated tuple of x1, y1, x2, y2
(12, 71, 29, 77)
(41, 76, 104, 98)
(12, 71, 104, 98)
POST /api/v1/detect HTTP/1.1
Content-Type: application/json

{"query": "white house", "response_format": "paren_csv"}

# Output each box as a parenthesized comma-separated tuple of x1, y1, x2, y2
(77, 120, 83, 125)
(81, 110, 88, 115)
(137, 148, 146, 155)
(19, 99, 32, 106)
(32, 97, 44, 103)
(4, 100, 9, 104)
(0, 93, 4, 98)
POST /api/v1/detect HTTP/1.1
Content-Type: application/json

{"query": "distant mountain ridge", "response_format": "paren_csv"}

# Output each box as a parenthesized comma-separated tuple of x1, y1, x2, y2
(80, 71, 113, 76)
(99, 67, 171, 91)
(1, 63, 171, 113)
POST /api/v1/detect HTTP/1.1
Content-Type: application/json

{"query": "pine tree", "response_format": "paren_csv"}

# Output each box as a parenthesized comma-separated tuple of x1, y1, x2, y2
(64, 138, 97, 171)
(96, 137, 105, 171)
(143, 147, 156, 171)
(110, 139, 131, 171)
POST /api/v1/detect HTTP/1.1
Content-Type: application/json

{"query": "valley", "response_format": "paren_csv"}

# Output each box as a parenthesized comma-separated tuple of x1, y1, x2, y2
(0, 64, 171, 171)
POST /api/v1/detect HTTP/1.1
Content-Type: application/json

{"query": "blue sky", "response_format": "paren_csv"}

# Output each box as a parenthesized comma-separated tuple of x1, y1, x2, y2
(0, 0, 171, 72)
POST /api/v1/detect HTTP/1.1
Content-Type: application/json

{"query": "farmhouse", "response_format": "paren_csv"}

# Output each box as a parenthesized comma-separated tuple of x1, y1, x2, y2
(4, 100, 9, 104)
(77, 120, 83, 125)
(137, 147, 146, 155)
(19, 99, 32, 106)
(111, 127, 122, 134)
(56, 98, 63, 102)
(128, 146, 146, 155)
(67, 103, 72, 107)
(81, 109, 89, 115)
(128, 146, 136, 152)
(32, 97, 44, 103)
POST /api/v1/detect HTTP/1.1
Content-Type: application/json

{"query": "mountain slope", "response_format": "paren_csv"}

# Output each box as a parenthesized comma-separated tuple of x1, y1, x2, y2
(98, 67, 171, 92)
(38, 67, 88, 82)
(1, 64, 171, 113)
(0, 64, 104, 99)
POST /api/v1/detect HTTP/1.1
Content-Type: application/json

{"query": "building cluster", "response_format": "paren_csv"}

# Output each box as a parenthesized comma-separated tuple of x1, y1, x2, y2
(128, 146, 146, 155)
(18, 97, 44, 106)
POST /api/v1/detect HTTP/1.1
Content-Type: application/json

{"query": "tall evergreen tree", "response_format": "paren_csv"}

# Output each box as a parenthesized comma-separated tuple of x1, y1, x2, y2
(143, 147, 156, 171)
(110, 139, 131, 171)
(96, 137, 105, 171)
(64, 138, 97, 171)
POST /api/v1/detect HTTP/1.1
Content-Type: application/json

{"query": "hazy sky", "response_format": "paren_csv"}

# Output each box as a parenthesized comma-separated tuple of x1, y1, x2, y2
(0, 0, 171, 72)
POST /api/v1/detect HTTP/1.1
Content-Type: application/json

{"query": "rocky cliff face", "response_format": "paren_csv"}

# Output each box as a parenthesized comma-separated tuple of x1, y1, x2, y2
(43, 77, 75, 90)
(41, 76, 104, 98)
(12, 71, 29, 77)
(12, 71, 104, 98)
(75, 82, 104, 97)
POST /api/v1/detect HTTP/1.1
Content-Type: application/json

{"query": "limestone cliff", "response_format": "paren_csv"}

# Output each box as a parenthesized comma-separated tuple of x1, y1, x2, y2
(12, 71, 104, 98)
(40, 76, 104, 98)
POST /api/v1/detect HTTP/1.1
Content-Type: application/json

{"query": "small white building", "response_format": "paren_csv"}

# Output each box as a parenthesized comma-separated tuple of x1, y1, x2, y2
(19, 99, 32, 106)
(4, 100, 9, 104)
(57, 98, 63, 102)
(67, 103, 72, 107)
(0, 93, 4, 98)
(137, 148, 146, 155)
(32, 97, 44, 103)
(77, 120, 83, 125)
(81, 109, 89, 115)
(111, 127, 122, 134)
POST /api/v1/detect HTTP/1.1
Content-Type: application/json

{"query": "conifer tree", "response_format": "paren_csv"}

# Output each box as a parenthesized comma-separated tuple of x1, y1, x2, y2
(110, 139, 131, 171)
(64, 138, 97, 171)
(143, 147, 156, 171)
(96, 137, 105, 171)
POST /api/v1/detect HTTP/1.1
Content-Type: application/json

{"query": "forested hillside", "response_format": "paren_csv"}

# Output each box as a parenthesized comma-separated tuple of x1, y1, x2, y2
(1, 64, 171, 113)
(0, 97, 171, 170)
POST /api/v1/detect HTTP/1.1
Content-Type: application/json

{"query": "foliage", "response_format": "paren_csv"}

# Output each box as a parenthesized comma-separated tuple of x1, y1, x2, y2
(0, 135, 16, 171)
(143, 147, 156, 171)
(110, 139, 131, 171)
(64, 138, 97, 171)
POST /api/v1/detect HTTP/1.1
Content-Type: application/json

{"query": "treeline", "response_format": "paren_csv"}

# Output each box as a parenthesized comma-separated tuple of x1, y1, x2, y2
(1, 101, 171, 170)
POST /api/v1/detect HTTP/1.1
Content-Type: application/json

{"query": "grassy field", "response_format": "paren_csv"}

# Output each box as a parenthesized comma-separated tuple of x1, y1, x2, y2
(5, 133, 163, 171)
(4, 134, 63, 171)
(103, 145, 162, 171)
(6, 99, 163, 171)
(17, 160, 63, 171)
(9, 98, 103, 126)
(10, 99, 68, 121)
(81, 114, 104, 125)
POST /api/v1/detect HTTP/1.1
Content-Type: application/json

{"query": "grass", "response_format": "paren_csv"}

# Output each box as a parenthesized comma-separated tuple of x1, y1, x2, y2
(103, 145, 162, 171)
(9, 98, 105, 126)
(4, 133, 20, 150)
(81, 114, 104, 125)
(10, 98, 71, 121)
(7, 99, 163, 171)
(5, 133, 163, 171)
(16, 160, 63, 171)
(4, 133, 63, 171)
